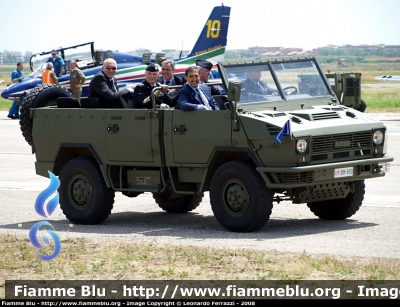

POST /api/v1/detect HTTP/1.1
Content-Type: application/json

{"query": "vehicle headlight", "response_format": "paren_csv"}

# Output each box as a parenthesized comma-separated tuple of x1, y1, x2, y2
(296, 139, 307, 154)
(373, 130, 383, 145)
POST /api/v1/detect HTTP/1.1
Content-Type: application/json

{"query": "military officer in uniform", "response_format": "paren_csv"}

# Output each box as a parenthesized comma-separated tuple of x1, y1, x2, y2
(133, 64, 176, 109)
(196, 59, 221, 95)
(69, 60, 86, 102)
(241, 68, 279, 101)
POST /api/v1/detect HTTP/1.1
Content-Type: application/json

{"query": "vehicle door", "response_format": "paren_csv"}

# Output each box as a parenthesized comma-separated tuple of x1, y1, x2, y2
(170, 110, 231, 164)
(105, 109, 161, 165)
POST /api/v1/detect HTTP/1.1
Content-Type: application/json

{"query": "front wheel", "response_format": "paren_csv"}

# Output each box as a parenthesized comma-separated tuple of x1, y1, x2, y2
(210, 160, 274, 232)
(59, 157, 115, 224)
(307, 180, 365, 220)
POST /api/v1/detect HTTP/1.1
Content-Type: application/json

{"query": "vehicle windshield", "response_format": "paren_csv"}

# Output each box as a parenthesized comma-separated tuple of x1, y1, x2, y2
(222, 58, 332, 108)
(29, 43, 93, 78)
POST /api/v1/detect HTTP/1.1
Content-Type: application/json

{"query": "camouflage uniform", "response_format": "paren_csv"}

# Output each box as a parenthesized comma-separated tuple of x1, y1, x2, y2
(69, 68, 86, 102)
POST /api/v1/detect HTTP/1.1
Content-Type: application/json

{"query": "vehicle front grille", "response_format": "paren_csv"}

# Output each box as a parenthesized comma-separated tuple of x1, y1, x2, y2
(311, 131, 371, 154)
(271, 172, 314, 184)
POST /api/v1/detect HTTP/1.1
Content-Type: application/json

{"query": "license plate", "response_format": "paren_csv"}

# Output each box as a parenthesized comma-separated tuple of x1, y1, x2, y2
(334, 167, 353, 178)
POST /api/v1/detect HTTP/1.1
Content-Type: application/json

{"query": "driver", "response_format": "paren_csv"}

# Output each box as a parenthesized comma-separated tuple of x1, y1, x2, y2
(241, 69, 278, 101)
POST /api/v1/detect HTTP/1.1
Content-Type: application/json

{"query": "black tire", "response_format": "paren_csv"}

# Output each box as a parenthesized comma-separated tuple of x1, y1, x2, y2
(153, 191, 204, 213)
(59, 157, 115, 224)
(19, 84, 72, 147)
(209, 160, 274, 232)
(358, 99, 367, 112)
(307, 180, 365, 220)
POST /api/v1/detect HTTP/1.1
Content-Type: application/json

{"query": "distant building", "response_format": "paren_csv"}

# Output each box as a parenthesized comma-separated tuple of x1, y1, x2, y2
(2, 50, 24, 63)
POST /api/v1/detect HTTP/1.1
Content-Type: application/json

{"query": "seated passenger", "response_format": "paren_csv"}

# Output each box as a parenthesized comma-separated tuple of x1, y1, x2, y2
(178, 65, 220, 111)
(196, 59, 221, 95)
(157, 59, 186, 88)
(241, 69, 278, 101)
(133, 64, 176, 109)
(88, 58, 134, 108)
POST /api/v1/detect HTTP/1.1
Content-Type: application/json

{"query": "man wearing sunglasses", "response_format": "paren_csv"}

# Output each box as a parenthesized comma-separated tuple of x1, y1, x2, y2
(88, 58, 134, 108)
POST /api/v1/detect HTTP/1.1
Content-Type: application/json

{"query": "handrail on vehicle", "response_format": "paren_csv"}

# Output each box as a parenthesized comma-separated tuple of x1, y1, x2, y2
(150, 82, 226, 109)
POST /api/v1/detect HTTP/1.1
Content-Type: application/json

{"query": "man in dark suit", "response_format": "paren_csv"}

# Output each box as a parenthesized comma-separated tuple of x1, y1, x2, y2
(178, 66, 220, 111)
(157, 59, 186, 88)
(88, 58, 134, 108)
(241, 68, 279, 102)
(196, 59, 221, 95)
(133, 64, 175, 109)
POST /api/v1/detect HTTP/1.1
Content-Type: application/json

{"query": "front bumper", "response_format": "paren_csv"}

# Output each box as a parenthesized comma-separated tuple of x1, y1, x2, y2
(257, 156, 394, 188)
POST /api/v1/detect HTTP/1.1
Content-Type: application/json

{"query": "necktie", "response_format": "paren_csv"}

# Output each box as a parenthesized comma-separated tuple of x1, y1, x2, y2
(110, 79, 116, 92)
(166, 80, 170, 85)
(197, 88, 211, 109)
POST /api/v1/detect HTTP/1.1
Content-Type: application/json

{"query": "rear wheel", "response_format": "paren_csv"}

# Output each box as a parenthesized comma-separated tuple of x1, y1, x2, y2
(210, 160, 274, 232)
(307, 180, 365, 220)
(59, 157, 115, 224)
(19, 84, 72, 147)
(153, 191, 204, 213)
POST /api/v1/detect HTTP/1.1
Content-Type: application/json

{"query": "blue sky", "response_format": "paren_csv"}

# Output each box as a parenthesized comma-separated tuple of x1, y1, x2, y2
(1, 0, 399, 53)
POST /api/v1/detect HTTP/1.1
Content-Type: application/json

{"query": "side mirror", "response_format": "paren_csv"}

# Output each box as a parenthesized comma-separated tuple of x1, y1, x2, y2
(227, 81, 241, 103)
(226, 81, 241, 131)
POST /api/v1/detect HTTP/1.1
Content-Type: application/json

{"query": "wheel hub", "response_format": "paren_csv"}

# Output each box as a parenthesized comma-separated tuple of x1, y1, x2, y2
(224, 182, 249, 215)
(69, 177, 92, 209)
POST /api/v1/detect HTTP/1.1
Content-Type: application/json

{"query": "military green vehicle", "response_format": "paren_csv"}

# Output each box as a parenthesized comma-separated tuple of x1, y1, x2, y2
(20, 56, 393, 232)
(325, 72, 366, 112)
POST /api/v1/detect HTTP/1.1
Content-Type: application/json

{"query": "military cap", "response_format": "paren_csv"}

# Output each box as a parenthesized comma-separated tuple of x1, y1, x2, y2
(196, 60, 213, 71)
(145, 64, 159, 72)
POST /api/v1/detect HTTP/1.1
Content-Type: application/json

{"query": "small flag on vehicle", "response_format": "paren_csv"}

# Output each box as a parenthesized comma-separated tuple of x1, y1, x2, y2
(275, 119, 291, 146)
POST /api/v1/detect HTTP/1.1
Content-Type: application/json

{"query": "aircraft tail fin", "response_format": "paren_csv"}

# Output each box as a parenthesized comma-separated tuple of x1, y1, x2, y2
(178, 5, 231, 64)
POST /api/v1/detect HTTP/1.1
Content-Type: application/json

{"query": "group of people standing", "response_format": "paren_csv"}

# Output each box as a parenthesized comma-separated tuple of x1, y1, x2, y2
(42, 50, 86, 102)
(88, 57, 221, 111)
(7, 49, 86, 119)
